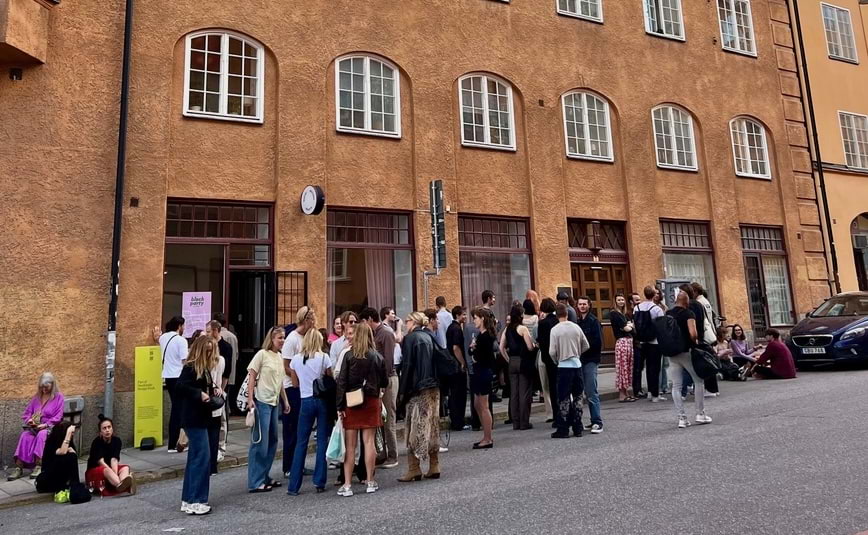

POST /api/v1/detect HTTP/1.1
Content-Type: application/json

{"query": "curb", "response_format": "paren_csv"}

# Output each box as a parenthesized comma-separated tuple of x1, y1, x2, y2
(0, 391, 620, 509)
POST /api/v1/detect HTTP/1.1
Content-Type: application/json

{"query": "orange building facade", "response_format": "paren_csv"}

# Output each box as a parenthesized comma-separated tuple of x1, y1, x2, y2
(0, 0, 832, 451)
(792, 0, 868, 292)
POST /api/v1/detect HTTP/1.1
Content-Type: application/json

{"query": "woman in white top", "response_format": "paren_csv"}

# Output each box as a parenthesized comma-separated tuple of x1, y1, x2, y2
(287, 329, 334, 495)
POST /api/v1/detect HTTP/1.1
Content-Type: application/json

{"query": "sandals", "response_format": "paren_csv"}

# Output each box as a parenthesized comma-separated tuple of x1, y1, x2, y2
(472, 442, 494, 449)
(267, 480, 281, 488)
(618, 397, 639, 403)
(249, 485, 272, 493)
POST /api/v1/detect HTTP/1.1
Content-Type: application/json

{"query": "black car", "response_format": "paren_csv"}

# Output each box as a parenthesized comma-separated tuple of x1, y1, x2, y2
(787, 292, 868, 369)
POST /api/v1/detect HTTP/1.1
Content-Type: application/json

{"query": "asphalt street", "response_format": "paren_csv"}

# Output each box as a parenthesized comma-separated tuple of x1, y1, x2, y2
(3, 370, 868, 535)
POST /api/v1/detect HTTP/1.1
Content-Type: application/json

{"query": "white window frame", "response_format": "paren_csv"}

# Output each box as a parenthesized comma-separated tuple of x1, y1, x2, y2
(717, 0, 757, 57)
(561, 91, 614, 162)
(644, 0, 686, 41)
(556, 0, 604, 23)
(182, 31, 265, 124)
(821, 3, 859, 63)
(838, 111, 868, 170)
(652, 105, 698, 171)
(334, 55, 402, 139)
(458, 74, 517, 151)
(730, 117, 771, 179)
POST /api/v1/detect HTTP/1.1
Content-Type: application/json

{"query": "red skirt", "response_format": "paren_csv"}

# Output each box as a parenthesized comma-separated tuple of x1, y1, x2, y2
(343, 396, 382, 430)
(85, 464, 130, 496)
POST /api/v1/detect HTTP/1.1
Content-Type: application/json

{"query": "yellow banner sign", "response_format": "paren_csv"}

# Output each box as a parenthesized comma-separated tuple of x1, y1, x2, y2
(134, 346, 163, 447)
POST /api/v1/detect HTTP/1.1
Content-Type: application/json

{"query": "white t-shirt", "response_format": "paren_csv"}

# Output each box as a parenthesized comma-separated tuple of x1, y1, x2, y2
(290, 352, 333, 399)
(210, 355, 226, 417)
(281, 330, 304, 389)
(160, 331, 188, 379)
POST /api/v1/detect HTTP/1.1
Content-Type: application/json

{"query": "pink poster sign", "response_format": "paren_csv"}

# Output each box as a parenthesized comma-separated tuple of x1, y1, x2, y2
(182, 292, 212, 336)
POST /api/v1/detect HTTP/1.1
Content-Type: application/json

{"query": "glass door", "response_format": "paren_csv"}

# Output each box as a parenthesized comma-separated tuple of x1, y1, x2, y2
(162, 243, 226, 334)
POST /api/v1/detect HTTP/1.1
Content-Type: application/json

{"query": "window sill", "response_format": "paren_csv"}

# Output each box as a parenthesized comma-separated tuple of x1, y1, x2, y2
(557, 11, 604, 24)
(828, 55, 859, 65)
(183, 110, 264, 125)
(461, 141, 517, 152)
(722, 47, 758, 59)
(645, 30, 686, 43)
(656, 163, 698, 173)
(336, 127, 402, 140)
(566, 153, 614, 164)
(736, 172, 772, 181)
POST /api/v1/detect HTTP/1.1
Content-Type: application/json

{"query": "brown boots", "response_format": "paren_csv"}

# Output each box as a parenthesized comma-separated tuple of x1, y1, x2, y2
(397, 453, 422, 482)
(424, 450, 440, 479)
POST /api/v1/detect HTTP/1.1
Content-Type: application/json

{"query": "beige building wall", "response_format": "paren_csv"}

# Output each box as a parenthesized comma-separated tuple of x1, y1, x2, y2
(795, 0, 868, 292)
(0, 0, 831, 455)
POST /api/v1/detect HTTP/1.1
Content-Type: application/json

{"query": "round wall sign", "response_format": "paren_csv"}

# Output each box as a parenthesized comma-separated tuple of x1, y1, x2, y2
(300, 185, 325, 215)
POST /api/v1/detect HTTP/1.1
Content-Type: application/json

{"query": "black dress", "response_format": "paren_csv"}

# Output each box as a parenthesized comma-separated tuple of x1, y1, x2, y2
(35, 439, 80, 494)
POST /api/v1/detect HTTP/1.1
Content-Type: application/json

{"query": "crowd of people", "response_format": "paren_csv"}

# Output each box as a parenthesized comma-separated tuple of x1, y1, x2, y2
(5, 281, 796, 512)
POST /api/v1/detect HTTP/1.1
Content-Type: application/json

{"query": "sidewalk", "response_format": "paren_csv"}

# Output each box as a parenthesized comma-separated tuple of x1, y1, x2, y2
(0, 370, 617, 509)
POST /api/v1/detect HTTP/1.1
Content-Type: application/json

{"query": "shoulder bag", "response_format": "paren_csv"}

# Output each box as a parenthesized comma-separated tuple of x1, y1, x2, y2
(312, 354, 337, 399)
(691, 346, 722, 380)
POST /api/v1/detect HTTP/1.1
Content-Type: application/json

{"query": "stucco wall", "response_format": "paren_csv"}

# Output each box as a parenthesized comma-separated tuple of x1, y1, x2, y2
(0, 1, 832, 449)
(796, 0, 868, 291)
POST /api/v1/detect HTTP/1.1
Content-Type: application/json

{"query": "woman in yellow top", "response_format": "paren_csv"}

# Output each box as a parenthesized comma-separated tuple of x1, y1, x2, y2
(246, 326, 291, 493)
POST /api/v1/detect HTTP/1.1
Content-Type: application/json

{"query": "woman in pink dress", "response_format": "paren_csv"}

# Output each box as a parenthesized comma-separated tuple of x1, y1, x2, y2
(8, 372, 64, 481)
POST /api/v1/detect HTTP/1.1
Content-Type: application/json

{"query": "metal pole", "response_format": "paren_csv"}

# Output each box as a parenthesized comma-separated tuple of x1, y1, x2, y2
(104, 0, 135, 418)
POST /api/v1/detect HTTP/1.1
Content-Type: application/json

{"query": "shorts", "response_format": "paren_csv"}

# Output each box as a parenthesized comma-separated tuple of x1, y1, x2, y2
(470, 367, 494, 396)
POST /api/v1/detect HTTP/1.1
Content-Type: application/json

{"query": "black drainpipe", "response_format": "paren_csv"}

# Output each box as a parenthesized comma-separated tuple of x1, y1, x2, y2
(103, 0, 135, 419)
(790, 0, 841, 295)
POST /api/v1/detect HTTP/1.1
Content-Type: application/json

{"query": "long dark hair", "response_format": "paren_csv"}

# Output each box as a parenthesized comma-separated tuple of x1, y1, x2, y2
(45, 421, 73, 457)
(507, 304, 523, 330)
(473, 307, 496, 337)
(732, 324, 747, 341)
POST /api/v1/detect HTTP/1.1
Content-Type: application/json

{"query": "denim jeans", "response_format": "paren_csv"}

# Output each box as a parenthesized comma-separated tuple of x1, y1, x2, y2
(181, 427, 210, 504)
(581, 362, 602, 427)
(289, 397, 332, 493)
(281, 387, 301, 474)
(555, 367, 584, 434)
(248, 399, 279, 490)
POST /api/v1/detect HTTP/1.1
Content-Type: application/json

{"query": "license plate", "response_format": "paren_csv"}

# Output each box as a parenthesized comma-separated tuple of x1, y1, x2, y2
(802, 347, 826, 354)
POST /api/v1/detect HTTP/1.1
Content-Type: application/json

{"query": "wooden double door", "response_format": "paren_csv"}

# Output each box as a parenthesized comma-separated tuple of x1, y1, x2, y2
(570, 263, 631, 361)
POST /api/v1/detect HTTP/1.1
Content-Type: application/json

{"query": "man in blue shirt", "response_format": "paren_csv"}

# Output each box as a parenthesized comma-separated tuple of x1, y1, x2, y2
(576, 296, 604, 434)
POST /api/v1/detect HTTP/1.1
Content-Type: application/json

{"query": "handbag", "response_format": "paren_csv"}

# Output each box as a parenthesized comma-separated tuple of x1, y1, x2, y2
(236, 374, 252, 412)
(346, 384, 365, 408)
(374, 427, 387, 465)
(312, 354, 337, 399)
(205, 373, 225, 414)
(691, 346, 722, 380)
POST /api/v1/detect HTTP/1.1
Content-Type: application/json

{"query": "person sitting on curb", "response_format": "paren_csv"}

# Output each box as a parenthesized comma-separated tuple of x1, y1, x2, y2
(86, 414, 135, 495)
(750, 329, 797, 380)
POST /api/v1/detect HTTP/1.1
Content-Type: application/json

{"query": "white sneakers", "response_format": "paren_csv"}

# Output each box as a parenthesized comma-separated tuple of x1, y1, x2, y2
(704, 392, 719, 398)
(381, 461, 399, 469)
(590, 424, 603, 434)
(678, 412, 712, 428)
(216, 451, 225, 463)
(651, 395, 667, 403)
(366, 481, 379, 494)
(337, 485, 354, 497)
(695, 411, 713, 425)
(181, 502, 211, 515)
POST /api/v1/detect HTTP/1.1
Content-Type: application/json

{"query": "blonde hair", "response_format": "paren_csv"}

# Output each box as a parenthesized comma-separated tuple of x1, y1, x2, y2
(36, 372, 59, 399)
(186, 336, 218, 379)
(296, 306, 313, 325)
(351, 322, 375, 359)
(406, 311, 428, 327)
(301, 328, 323, 357)
(262, 326, 284, 352)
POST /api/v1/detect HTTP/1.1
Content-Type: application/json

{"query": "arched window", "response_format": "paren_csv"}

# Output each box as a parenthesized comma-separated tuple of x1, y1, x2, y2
(730, 117, 771, 178)
(652, 105, 697, 170)
(183, 31, 264, 122)
(562, 91, 613, 161)
(459, 74, 515, 150)
(336, 55, 401, 137)
(717, 0, 757, 56)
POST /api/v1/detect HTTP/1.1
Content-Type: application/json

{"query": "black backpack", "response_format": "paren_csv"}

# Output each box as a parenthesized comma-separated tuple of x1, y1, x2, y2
(654, 315, 685, 357)
(69, 482, 92, 504)
(421, 330, 460, 378)
(633, 305, 658, 343)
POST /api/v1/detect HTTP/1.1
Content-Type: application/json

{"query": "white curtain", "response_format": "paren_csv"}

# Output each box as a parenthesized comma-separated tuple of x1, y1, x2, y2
(762, 256, 793, 326)
(663, 252, 718, 309)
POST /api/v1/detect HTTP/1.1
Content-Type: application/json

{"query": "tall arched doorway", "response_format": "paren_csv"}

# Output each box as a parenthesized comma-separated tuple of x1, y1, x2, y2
(852, 214, 868, 291)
